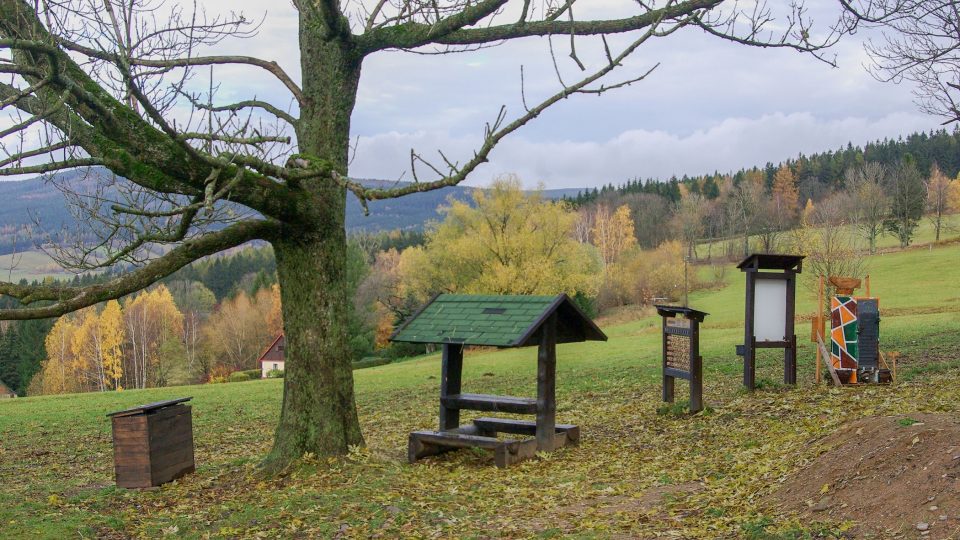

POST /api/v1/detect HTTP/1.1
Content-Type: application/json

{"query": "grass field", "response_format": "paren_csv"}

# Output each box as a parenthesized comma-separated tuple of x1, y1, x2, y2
(0, 243, 958, 538)
(695, 213, 960, 262)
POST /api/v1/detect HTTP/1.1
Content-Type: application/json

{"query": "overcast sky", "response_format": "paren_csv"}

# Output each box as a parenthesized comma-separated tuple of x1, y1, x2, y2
(69, 1, 954, 188)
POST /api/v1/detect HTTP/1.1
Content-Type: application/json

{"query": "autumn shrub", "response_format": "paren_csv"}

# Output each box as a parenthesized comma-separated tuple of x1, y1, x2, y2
(597, 240, 689, 310)
(227, 369, 260, 382)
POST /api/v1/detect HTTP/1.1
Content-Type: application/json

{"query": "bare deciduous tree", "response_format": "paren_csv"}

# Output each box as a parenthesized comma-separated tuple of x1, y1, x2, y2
(867, 0, 960, 124)
(0, 0, 888, 469)
(845, 162, 888, 253)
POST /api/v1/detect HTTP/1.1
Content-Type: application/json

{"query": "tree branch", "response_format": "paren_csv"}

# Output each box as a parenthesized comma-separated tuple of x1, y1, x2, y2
(0, 219, 279, 320)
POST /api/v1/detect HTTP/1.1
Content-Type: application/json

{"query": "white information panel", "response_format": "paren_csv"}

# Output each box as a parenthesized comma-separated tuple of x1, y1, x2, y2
(754, 279, 787, 342)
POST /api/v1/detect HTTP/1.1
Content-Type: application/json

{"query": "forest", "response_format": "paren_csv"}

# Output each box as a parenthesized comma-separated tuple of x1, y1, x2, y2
(2, 127, 958, 397)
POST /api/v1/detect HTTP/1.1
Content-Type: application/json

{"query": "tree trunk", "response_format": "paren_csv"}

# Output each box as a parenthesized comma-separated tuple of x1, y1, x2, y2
(263, 220, 364, 470)
(262, 21, 366, 471)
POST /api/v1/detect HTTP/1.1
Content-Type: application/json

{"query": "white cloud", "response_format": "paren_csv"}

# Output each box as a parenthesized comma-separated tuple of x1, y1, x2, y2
(350, 111, 940, 188)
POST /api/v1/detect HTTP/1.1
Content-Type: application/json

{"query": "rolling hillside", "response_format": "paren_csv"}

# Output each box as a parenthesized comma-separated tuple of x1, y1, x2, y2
(0, 170, 582, 257)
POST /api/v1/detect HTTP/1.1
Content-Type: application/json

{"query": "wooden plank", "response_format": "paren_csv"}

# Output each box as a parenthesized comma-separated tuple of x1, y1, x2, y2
(472, 417, 578, 437)
(440, 393, 536, 414)
(107, 397, 192, 418)
(495, 439, 539, 468)
(816, 334, 842, 387)
(536, 313, 557, 452)
(409, 430, 519, 451)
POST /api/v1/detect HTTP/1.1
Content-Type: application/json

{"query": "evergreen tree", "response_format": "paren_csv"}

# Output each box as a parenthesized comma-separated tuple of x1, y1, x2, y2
(0, 326, 20, 393)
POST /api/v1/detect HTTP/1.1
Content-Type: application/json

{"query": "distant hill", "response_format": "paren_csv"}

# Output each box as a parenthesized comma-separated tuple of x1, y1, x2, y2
(0, 169, 582, 256)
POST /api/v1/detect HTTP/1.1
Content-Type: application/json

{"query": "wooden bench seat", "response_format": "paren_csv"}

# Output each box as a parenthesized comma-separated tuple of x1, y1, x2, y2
(439, 393, 537, 414)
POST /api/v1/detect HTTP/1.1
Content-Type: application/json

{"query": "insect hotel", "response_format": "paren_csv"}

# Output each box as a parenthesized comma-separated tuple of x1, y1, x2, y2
(107, 397, 195, 488)
(390, 293, 607, 468)
(736, 253, 804, 390)
(813, 276, 890, 385)
(656, 305, 708, 413)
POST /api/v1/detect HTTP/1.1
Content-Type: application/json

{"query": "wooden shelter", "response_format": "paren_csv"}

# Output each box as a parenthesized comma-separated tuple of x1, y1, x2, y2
(655, 305, 708, 413)
(390, 293, 607, 468)
(736, 253, 804, 390)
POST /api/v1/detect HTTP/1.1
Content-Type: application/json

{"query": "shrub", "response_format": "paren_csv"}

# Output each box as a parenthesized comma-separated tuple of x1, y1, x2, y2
(353, 357, 391, 370)
(227, 369, 261, 382)
(266, 369, 285, 378)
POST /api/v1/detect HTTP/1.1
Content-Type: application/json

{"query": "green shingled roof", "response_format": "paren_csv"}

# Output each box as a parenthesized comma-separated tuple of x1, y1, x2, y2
(390, 293, 607, 348)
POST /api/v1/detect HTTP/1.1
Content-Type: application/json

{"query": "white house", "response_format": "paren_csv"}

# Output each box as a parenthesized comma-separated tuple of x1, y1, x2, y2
(258, 334, 285, 378)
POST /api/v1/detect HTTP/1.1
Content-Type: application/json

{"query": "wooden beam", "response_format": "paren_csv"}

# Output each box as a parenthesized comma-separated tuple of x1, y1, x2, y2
(816, 275, 824, 384)
(537, 313, 557, 452)
(439, 344, 463, 431)
(689, 319, 703, 413)
(743, 272, 756, 390)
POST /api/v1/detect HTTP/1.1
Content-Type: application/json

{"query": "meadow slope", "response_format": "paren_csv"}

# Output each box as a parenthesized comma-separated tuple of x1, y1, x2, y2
(0, 243, 958, 538)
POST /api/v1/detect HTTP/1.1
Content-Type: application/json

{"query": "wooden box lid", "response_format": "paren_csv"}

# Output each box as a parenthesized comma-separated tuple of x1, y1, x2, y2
(107, 397, 192, 418)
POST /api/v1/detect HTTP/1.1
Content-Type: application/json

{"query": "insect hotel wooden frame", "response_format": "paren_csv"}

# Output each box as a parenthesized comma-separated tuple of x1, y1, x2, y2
(656, 305, 708, 413)
(390, 293, 607, 468)
(736, 253, 804, 391)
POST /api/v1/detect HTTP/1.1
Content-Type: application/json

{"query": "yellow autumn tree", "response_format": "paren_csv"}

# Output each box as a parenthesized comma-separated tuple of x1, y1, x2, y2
(39, 316, 79, 395)
(71, 308, 106, 392)
(399, 175, 602, 302)
(203, 290, 275, 373)
(772, 165, 800, 220)
(99, 300, 124, 390)
(124, 285, 184, 388)
(591, 204, 637, 265)
(259, 283, 284, 338)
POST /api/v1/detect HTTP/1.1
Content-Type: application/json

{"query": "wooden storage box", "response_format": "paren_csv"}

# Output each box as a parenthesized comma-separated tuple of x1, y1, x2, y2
(108, 397, 195, 488)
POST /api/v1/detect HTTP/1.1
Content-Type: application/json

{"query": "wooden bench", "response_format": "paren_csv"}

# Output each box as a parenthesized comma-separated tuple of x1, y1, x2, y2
(409, 417, 580, 468)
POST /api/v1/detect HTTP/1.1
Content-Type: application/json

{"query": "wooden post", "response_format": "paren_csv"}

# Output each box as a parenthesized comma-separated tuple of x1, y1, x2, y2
(689, 318, 703, 413)
(439, 343, 463, 431)
(865, 274, 871, 297)
(816, 275, 824, 383)
(536, 314, 557, 452)
(784, 272, 797, 385)
(743, 271, 756, 390)
(662, 315, 675, 403)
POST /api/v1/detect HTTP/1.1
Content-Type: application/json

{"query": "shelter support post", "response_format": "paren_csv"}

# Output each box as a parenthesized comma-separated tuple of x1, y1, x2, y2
(536, 314, 557, 452)
(439, 344, 463, 431)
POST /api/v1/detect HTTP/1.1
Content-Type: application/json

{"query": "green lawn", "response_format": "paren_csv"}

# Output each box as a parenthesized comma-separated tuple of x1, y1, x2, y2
(696, 213, 960, 262)
(1, 244, 958, 538)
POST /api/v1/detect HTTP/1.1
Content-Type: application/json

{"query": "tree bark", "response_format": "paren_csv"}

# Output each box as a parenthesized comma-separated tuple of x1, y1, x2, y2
(264, 220, 365, 470)
(262, 22, 366, 470)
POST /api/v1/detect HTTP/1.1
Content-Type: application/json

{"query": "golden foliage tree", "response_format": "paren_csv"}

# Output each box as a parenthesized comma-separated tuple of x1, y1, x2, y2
(123, 285, 184, 388)
(926, 164, 954, 242)
(771, 165, 800, 220)
(591, 204, 637, 266)
(99, 300, 125, 390)
(71, 309, 106, 392)
(203, 291, 276, 374)
(400, 176, 601, 301)
(39, 317, 78, 395)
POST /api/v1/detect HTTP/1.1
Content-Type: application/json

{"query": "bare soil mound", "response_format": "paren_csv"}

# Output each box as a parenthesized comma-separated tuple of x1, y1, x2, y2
(772, 413, 960, 539)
